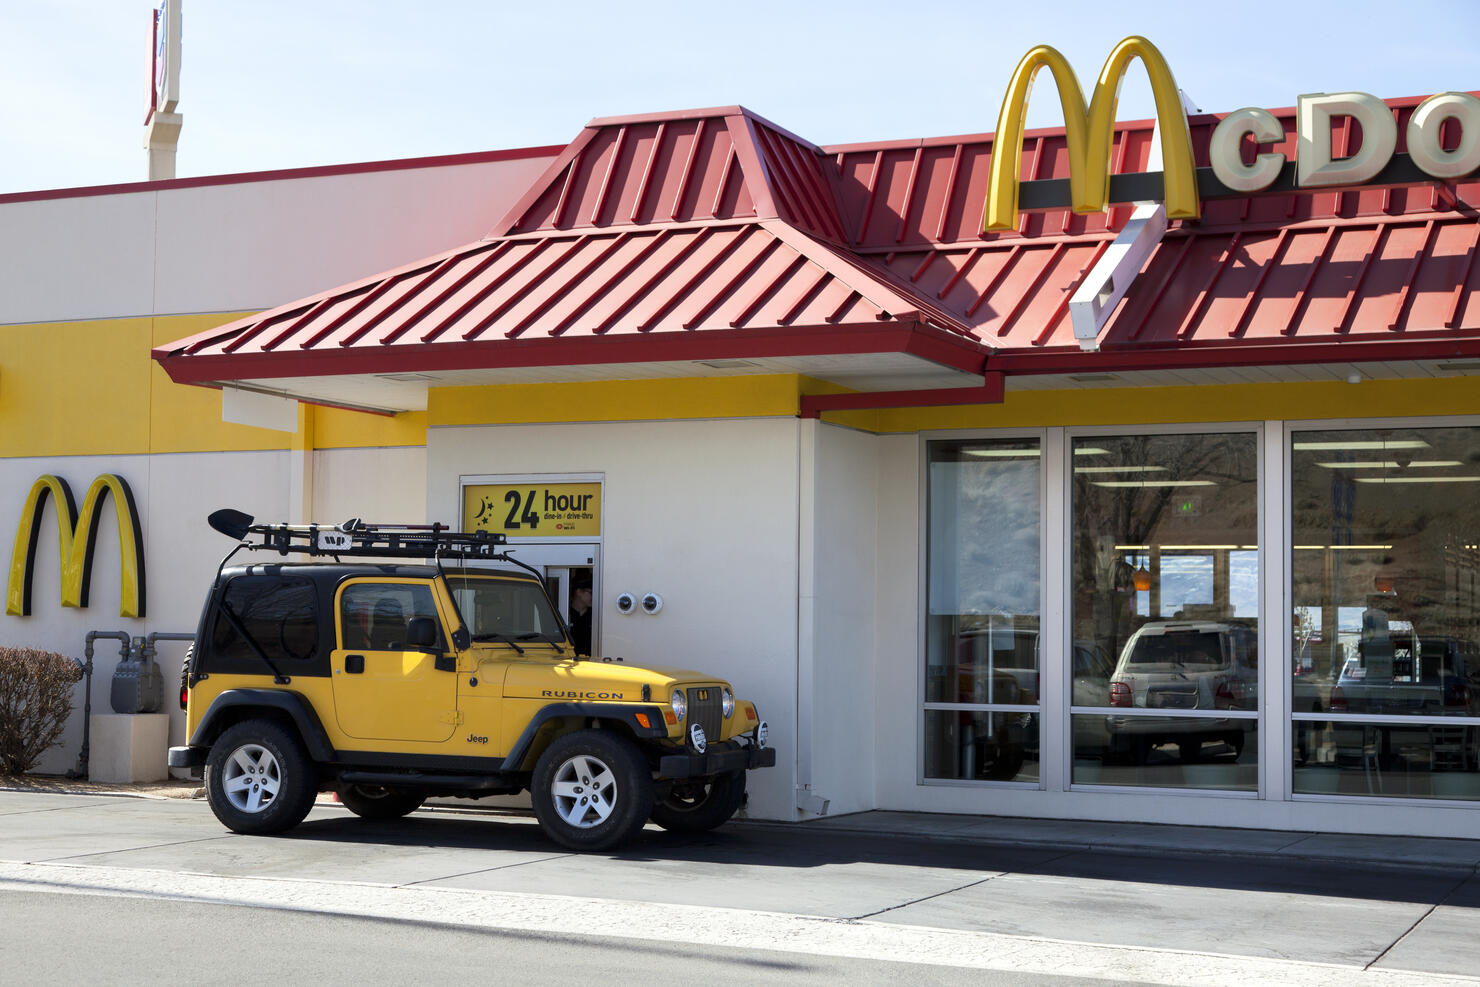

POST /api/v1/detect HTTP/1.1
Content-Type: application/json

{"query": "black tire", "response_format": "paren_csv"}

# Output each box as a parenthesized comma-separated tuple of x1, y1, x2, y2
(1178, 739, 1202, 763)
(1226, 732, 1246, 759)
(531, 730, 653, 851)
(204, 719, 318, 835)
(335, 783, 426, 820)
(650, 770, 746, 833)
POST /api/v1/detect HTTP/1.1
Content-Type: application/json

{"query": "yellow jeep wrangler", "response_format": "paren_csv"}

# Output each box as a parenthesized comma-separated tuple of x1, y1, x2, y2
(170, 511, 773, 851)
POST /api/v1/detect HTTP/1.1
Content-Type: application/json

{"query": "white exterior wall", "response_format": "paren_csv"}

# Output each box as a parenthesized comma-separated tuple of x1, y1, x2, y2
(428, 419, 802, 821)
(0, 444, 428, 777)
(0, 451, 288, 774)
(0, 154, 553, 325)
(797, 421, 880, 817)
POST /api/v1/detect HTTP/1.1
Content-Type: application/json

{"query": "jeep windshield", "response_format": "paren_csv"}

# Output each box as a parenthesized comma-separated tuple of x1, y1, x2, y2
(444, 571, 566, 650)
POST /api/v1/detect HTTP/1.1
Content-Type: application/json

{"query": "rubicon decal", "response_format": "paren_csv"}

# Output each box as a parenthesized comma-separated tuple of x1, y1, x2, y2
(542, 690, 625, 700)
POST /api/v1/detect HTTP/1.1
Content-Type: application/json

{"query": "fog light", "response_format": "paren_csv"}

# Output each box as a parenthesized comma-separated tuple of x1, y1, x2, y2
(756, 720, 769, 748)
(689, 722, 707, 754)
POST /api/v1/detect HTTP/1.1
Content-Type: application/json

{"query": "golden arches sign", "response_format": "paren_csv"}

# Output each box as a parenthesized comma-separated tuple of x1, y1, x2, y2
(983, 35, 1200, 232)
(6, 474, 147, 618)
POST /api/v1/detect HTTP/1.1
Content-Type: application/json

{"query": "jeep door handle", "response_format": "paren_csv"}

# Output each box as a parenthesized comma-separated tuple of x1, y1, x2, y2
(345, 654, 365, 674)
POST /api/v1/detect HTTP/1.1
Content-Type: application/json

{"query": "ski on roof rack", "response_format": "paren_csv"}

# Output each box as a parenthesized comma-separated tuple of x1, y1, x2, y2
(207, 508, 507, 559)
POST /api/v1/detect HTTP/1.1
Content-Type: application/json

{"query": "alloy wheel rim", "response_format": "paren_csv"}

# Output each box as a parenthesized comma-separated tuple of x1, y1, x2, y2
(222, 743, 282, 813)
(550, 753, 617, 829)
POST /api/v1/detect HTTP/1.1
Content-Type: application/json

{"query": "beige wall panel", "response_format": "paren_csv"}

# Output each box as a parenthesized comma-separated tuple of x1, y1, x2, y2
(428, 418, 801, 820)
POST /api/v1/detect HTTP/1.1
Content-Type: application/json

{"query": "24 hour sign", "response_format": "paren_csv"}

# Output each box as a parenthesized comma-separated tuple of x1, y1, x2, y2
(463, 482, 602, 538)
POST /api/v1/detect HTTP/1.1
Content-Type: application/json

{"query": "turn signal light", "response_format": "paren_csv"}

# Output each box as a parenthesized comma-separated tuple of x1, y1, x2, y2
(664, 710, 678, 725)
(745, 706, 757, 721)
(634, 713, 651, 729)
(179, 686, 189, 711)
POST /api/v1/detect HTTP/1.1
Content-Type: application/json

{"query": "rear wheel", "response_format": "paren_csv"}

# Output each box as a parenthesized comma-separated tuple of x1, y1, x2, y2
(650, 770, 746, 833)
(531, 730, 653, 851)
(204, 719, 318, 835)
(335, 783, 425, 820)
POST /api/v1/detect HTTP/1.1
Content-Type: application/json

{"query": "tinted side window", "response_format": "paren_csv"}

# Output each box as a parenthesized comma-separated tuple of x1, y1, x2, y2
(212, 576, 319, 662)
(340, 582, 443, 651)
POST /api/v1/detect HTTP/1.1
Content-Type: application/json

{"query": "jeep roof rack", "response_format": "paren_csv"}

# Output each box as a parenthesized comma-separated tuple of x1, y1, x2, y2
(208, 508, 508, 560)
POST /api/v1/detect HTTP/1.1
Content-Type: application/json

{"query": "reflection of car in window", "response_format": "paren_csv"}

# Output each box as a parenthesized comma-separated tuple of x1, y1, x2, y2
(1105, 620, 1257, 763)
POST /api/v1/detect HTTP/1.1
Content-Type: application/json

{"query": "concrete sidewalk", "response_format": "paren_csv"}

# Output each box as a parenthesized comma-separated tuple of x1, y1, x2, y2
(7, 776, 1480, 871)
(2, 788, 1479, 984)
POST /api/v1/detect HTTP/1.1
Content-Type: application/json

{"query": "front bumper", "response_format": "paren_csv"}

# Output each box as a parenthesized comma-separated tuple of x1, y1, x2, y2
(168, 745, 207, 769)
(658, 742, 776, 779)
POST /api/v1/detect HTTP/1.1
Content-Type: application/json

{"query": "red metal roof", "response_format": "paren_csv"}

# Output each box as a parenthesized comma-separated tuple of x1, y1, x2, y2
(155, 97, 1480, 396)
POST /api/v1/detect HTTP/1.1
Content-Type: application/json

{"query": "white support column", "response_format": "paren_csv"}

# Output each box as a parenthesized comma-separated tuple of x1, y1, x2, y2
(1260, 420, 1290, 802)
(1041, 426, 1069, 792)
(289, 405, 316, 524)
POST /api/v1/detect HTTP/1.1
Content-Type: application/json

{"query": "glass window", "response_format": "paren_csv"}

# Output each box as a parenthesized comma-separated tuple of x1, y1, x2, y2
(923, 438, 1040, 783)
(1070, 432, 1259, 791)
(212, 576, 319, 663)
(1291, 426, 1480, 800)
(445, 571, 565, 644)
(340, 582, 443, 652)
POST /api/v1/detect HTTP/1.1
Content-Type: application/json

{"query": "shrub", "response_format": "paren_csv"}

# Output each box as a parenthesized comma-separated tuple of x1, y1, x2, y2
(0, 647, 83, 775)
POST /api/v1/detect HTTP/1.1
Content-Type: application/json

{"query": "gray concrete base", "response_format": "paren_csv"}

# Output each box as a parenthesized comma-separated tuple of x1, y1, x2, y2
(87, 714, 169, 783)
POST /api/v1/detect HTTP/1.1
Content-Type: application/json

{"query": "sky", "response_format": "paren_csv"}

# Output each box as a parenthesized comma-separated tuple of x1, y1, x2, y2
(1, 1, 1478, 195)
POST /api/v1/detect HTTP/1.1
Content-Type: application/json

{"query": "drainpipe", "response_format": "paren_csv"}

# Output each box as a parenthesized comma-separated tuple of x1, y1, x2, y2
(70, 631, 131, 779)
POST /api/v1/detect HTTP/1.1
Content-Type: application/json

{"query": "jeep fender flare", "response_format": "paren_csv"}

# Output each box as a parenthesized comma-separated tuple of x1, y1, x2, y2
(505, 703, 669, 771)
(190, 689, 336, 762)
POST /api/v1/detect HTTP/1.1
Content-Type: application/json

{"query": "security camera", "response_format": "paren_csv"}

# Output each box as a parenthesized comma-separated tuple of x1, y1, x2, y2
(1394, 452, 1413, 469)
(641, 592, 664, 615)
(614, 592, 636, 615)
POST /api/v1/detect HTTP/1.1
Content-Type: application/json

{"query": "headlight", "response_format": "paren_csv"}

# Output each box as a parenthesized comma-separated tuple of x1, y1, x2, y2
(669, 688, 687, 721)
(721, 688, 734, 718)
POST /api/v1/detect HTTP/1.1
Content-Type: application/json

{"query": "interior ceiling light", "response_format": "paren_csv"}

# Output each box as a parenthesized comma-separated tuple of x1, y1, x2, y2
(1355, 476, 1480, 484)
(697, 359, 758, 369)
(1132, 563, 1152, 592)
(1292, 440, 1430, 451)
(964, 448, 1040, 457)
(1315, 460, 1461, 469)
(1159, 544, 1244, 550)
(1074, 465, 1169, 474)
(1293, 544, 1394, 550)
(1435, 362, 1480, 372)
(375, 372, 439, 382)
(1069, 373, 1120, 383)
(1074, 447, 1110, 456)
(1092, 480, 1217, 488)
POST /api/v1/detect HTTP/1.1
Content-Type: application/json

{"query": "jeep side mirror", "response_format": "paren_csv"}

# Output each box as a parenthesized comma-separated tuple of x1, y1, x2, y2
(406, 617, 439, 649)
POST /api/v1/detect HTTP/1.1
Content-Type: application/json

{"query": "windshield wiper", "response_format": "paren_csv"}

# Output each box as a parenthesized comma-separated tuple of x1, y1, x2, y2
(515, 632, 566, 654)
(471, 632, 524, 654)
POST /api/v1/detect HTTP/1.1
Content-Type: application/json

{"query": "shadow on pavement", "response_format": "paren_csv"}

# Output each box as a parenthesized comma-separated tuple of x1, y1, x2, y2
(285, 808, 1478, 910)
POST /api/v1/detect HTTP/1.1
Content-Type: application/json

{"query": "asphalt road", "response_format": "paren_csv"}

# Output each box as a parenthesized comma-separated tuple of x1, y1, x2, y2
(1, 792, 1477, 985)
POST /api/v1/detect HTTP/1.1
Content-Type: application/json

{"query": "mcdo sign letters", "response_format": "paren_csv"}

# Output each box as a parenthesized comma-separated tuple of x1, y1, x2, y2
(985, 36, 1480, 231)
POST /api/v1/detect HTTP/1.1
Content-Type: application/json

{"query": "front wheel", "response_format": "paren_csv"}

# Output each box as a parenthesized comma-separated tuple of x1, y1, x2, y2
(204, 719, 318, 835)
(531, 730, 653, 851)
(335, 784, 426, 820)
(650, 770, 746, 833)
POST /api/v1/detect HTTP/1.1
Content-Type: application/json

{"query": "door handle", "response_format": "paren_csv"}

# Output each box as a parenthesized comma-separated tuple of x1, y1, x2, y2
(345, 654, 365, 674)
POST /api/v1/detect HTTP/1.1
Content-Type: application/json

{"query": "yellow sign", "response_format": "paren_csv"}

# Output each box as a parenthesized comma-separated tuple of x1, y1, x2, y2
(983, 35, 1199, 231)
(463, 482, 602, 539)
(7, 474, 147, 618)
